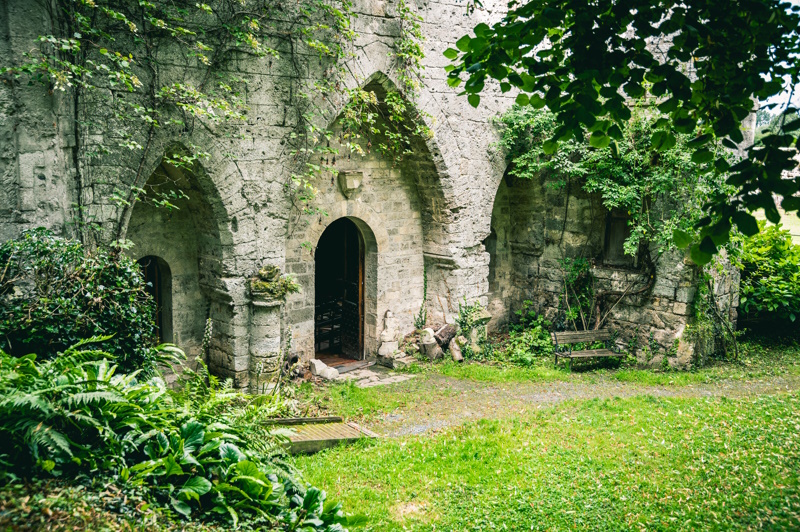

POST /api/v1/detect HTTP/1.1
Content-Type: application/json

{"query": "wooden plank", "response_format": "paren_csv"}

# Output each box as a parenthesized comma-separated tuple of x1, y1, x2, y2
(552, 330, 611, 343)
(561, 349, 619, 359)
(272, 419, 377, 454)
(262, 416, 343, 426)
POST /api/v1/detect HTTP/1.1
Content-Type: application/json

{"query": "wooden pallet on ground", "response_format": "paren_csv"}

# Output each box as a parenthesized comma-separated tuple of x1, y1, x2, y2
(266, 417, 378, 454)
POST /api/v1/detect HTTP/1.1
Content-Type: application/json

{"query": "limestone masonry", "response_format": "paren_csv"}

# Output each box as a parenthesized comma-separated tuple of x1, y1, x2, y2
(0, 0, 740, 390)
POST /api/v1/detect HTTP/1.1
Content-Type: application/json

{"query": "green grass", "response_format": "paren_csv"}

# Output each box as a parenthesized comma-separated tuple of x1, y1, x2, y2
(406, 337, 800, 386)
(293, 392, 800, 531)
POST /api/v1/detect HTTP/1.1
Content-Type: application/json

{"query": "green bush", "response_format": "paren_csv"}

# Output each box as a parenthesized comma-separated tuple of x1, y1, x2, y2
(0, 340, 358, 530)
(0, 229, 158, 373)
(504, 301, 554, 366)
(738, 222, 800, 323)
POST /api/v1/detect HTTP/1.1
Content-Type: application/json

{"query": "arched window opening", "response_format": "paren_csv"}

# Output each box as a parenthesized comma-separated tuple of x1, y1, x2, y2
(315, 218, 365, 362)
(138, 256, 173, 343)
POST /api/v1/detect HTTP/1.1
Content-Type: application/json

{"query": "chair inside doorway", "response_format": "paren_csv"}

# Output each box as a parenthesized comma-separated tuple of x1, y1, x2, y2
(315, 218, 364, 367)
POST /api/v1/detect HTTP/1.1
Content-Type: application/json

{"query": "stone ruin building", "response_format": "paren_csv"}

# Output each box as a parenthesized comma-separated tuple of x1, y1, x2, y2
(0, 0, 742, 391)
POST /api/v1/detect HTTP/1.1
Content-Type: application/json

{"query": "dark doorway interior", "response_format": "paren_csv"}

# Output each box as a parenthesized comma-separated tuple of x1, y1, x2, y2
(138, 256, 173, 343)
(315, 218, 364, 360)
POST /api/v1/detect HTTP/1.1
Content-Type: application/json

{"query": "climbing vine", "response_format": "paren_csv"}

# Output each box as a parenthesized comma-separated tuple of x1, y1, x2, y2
(1, 0, 431, 242)
(495, 105, 735, 257)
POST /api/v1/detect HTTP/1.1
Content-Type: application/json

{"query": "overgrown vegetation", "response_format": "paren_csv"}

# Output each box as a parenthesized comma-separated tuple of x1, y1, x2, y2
(502, 301, 554, 365)
(0, 341, 357, 529)
(495, 106, 733, 260)
(0, 229, 159, 373)
(250, 265, 301, 301)
(448, 0, 800, 261)
(737, 222, 800, 324)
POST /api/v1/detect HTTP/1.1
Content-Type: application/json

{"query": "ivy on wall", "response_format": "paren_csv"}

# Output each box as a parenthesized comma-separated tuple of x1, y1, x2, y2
(495, 105, 735, 258)
(1, 0, 430, 241)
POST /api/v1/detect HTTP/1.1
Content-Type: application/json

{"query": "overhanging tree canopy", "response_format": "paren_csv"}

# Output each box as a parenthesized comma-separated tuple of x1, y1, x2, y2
(446, 0, 800, 264)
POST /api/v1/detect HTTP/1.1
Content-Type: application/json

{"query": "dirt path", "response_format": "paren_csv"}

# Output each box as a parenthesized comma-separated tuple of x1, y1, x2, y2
(359, 371, 800, 437)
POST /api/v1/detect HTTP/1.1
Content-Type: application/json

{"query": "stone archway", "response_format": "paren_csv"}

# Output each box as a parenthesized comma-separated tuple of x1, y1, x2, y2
(287, 204, 386, 362)
(137, 255, 173, 343)
(123, 150, 241, 384)
(313, 217, 379, 362)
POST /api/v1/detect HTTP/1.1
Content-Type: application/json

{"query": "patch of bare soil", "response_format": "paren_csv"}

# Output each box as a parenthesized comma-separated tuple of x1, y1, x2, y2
(364, 372, 800, 437)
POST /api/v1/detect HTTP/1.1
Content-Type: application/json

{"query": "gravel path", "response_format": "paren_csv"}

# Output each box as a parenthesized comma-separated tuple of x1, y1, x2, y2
(360, 371, 800, 437)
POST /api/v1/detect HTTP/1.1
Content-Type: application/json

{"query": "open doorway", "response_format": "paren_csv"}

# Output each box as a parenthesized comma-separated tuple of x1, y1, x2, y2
(138, 255, 173, 343)
(315, 218, 365, 364)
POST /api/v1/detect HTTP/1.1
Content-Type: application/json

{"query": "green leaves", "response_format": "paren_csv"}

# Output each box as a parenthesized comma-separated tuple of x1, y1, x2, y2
(737, 222, 800, 322)
(733, 211, 759, 236)
(651, 130, 677, 151)
(448, 0, 800, 263)
(443, 48, 459, 60)
(673, 229, 692, 249)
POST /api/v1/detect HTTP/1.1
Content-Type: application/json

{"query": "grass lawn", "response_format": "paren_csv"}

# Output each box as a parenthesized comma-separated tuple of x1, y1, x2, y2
(293, 392, 800, 531)
(293, 338, 800, 530)
(298, 338, 800, 421)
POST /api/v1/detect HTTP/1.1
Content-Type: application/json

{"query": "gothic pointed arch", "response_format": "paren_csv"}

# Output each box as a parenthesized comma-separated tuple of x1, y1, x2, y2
(123, 146, 232, 378)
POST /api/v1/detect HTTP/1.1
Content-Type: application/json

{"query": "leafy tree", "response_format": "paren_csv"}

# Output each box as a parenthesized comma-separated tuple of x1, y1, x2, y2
(736, 222, 800, 323)
(496, 106, 733, 257)
(447, 0, 800, 264)
(0, 229, 160, 373)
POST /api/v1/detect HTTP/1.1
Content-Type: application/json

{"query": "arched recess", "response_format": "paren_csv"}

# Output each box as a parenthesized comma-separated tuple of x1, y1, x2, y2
(285, 72, 456, 362)
(484, 168, 612, 330)
(137, 255, 173, 343)
(484, 171, 548, 330)
(313, 217, 379, 362)
(124, 151, 230, 376)
(338, 72, 460, 322)
(286, 201, 388, 361)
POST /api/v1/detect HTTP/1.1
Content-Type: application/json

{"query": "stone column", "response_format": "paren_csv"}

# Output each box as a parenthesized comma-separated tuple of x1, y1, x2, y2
(248, 294, 283, 394)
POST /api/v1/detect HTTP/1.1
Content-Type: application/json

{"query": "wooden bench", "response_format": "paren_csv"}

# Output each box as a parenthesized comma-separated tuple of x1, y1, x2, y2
(551, 329, 622, 369)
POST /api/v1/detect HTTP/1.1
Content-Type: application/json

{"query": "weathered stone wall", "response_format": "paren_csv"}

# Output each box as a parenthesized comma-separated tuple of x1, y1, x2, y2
(485, 171, 739, 368)
(0, 0, 741, 384)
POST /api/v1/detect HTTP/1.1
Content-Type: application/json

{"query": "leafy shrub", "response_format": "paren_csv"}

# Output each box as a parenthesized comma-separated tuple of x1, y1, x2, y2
(738, 222, 800, 323)
(0, 229, 158, 373)
(503, 301, 554, 366)
(249, 265, 301, 301)
(0, 340, 358, 530)
(456, 299, 489, 359)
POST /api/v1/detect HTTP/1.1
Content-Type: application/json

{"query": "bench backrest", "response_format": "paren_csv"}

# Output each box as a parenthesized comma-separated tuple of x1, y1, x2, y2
(551, 329, 611, 345)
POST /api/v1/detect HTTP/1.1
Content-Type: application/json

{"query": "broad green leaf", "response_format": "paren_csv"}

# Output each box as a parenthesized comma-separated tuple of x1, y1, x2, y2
(515, 93, 529, 106)
(589, 131, 610, 148)
(542, 140, 558, 155)
(456, 35, 471, 52)
(651, 130, 676, 151)
(468, 94, 480, 108)
(163, 455, 184, 478)
(171, 497, 191, 517)
(443, 48, 459, 60)
(690, 244, 713, 265)
(691, 148, 714, 164)
(529, 94, 546, 109)
(181, 421, 205, 452)
(673, 229, 692, 249)
(182, 476, 212, 497)
(220, 442, 245, 464)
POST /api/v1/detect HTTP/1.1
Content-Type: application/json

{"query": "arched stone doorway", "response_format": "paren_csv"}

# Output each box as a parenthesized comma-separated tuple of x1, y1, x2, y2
(137, 255, 173, 343)
(313, 217, 378, 363)
(315, 218, 364, 360)
(125, 156, 223, 364)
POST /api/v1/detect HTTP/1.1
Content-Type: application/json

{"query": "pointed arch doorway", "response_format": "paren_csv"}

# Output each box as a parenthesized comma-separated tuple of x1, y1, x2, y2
(314, 217, 367, 362)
